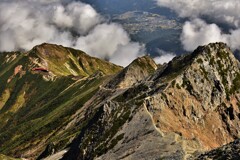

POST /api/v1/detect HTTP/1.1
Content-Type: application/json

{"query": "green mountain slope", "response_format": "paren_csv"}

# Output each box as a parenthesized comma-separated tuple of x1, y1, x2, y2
(0, 154, 21, 160)
(29, 43, 122, 77)
(0, 43, 122, 159)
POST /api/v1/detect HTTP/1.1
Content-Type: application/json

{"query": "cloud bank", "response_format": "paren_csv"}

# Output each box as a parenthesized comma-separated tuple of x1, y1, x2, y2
(0, 0, 144, 66)
(156, 0, 240, 51)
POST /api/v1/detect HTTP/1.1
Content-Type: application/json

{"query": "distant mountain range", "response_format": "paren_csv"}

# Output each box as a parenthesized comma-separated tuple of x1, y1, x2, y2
(0, 42, 240, 159)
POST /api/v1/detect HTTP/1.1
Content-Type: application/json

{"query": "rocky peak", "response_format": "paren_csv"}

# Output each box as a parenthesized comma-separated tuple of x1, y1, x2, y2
(177, 42, 240, 104)
(106, 55, 157, 88)
(143, 42, 240, 153)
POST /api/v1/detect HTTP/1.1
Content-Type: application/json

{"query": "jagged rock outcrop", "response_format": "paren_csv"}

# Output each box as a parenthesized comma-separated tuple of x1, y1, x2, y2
(144, 43, 240, 151)
(106, 56, 157, 88)
(1, 42, 240, 160)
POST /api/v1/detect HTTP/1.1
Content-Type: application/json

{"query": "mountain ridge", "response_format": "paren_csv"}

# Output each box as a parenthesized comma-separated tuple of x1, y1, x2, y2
(106, 55, 158, 89)
(144, 42, 240, 149)
(0, 42, 240, 160)
(0, 43, 122, 159)
(28, 43, 123, 77)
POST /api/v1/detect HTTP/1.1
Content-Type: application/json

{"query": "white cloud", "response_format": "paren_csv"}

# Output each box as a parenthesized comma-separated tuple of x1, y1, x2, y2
(227, 29, 240, 50)
(0, 0, 143, 66)
(75, 23, 130, 59)
(156, 0, 240, 51)
(153, 49, 175, 64)
(180, 19, 227, 51)
(110, 43, 145, 67)
(156, 0, 240, 27)
(180, 19, 240, 51)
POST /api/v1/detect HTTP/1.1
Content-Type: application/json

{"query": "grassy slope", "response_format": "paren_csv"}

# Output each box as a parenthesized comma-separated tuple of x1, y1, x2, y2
(31, 43, 122, 77)
(0, 154, 21, 160)
(0, 44, 121, 158)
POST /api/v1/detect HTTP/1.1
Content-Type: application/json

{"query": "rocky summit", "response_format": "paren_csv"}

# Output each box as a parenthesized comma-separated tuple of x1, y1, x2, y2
(0, 42, 240, 160)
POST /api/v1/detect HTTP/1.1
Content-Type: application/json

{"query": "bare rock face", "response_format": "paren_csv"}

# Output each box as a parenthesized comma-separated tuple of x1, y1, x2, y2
(106, 56, 158, 89)
(145, 43, 240, 151)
